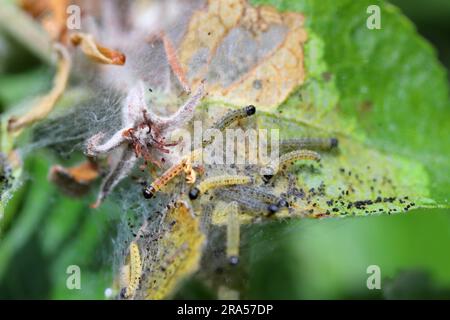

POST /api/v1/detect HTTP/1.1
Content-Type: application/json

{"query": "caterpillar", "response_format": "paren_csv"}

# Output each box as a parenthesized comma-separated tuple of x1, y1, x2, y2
(143, 160, 187, 199)
(121, 241, 142, 299)
(226, 202, 240, 265)
(142, 147, 205, 199)
(143, 153, 198, 199)
(262, 149, 321, 183)
(227, 185, 289, 208)
(280, 138, 338, 151)
(188, 175, 252, 200)
(202, 105, 256, 147)
(219, 188, 281, 215)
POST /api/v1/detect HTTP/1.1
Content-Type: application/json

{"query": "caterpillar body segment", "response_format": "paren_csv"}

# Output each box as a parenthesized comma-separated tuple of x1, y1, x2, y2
(213, 105, 256, 131)
(121, 241, 142, 299)
(226, 202, 240, 265)
(262, 149, 321, 183)
(202, 105, 256, 147)
(280, 137, 338, 151)
(119, 264, 130, 298)
(143, 161, 186, 199)
(227, 186, 289, 209)
(279, 149, 321, 168)
(219, 189, 281, 215)
(143, 155, 197, 199)
(188, 175, 252, 200)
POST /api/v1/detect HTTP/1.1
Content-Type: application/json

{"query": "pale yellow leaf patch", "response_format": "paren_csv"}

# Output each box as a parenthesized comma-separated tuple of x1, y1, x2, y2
(179, 0, 307, 111)
(124, 201, 205, 300)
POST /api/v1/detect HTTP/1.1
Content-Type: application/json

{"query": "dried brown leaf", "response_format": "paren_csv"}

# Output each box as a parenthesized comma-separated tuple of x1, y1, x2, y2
(70, 32, 126, 65)
(20, 0, 68, 42)
(8, 44, 71, 133)
(135, 201, 205, 300)
(48, 160, 99, 197)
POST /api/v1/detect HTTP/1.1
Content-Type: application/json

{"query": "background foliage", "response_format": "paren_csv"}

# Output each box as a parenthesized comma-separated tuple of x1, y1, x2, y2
(0, 0, 449, 299)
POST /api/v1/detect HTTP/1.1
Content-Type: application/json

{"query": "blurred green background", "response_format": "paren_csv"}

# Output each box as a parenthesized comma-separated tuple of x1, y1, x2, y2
(1, 0, 450, 299)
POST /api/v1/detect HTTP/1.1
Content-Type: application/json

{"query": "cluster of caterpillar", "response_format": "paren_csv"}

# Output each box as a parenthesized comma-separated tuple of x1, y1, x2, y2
(138, 105, 338, 266)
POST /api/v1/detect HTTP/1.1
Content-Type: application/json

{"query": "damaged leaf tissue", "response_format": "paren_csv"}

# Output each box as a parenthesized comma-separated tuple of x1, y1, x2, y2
(0, 0, 450, 307)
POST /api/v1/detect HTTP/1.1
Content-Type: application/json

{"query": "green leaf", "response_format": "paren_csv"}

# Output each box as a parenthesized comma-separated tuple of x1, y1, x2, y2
(245, 0, 450, 216)
(0, 154, 114, 299)
(247, 209, 450, 299)
(0, 68, 51, 108)
(1, 0, 449, 300)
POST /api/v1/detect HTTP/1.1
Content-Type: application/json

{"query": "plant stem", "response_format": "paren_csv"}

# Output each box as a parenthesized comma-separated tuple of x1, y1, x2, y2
(0, 0, 53, 65)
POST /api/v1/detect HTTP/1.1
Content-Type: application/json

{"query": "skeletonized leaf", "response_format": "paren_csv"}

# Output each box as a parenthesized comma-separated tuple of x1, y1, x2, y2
(124, 201, 205, 300)
(180, 0, 449, 221)
(179, 0, 307, 110)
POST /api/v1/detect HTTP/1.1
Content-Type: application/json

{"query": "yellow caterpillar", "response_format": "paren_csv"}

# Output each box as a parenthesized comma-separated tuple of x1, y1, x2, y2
(189, 175, 252, 200)
(226, 202, 240, 265)
(143, 151, 202, 199)
(121, 241, 142, 299)
(262, 149, 321, 183)
(203, 105, 256, 147)
(143, 160, 187, 199)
